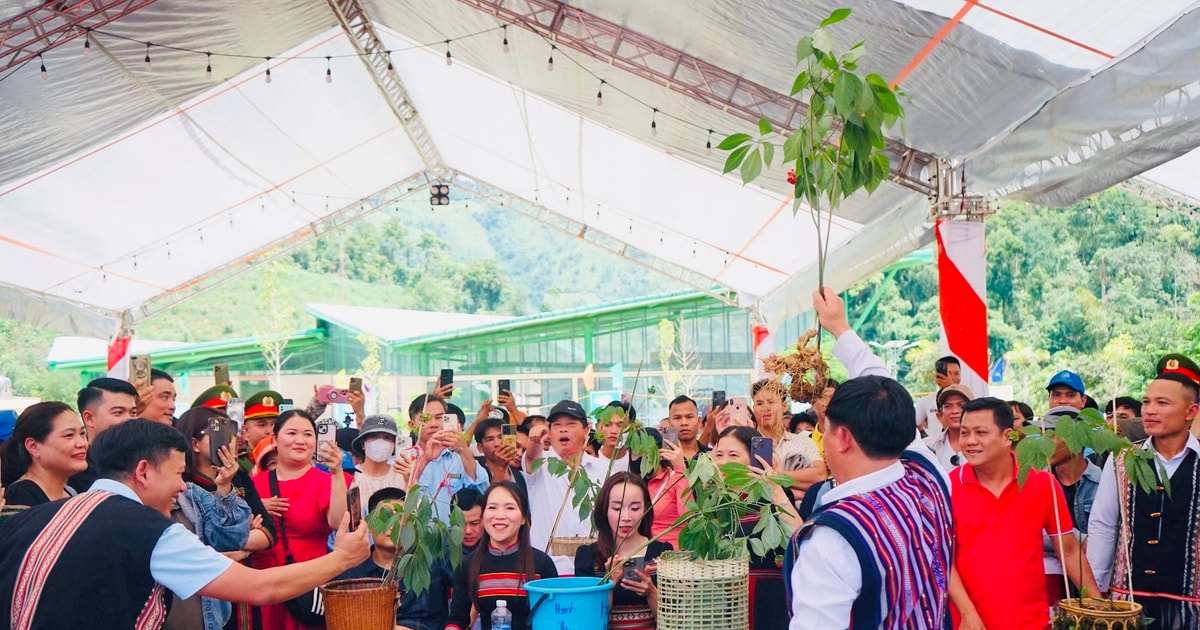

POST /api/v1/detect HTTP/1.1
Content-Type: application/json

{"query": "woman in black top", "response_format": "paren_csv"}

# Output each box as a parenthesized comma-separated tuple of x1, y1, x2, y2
(446, 480, 558, 630)
(574, 471, 671, 630)
(1, 402, 88, 513)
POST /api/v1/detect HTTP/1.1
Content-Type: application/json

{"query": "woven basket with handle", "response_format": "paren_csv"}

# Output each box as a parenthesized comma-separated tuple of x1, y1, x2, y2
(319, 577, 397, 630)
(655, 551, 749, 630)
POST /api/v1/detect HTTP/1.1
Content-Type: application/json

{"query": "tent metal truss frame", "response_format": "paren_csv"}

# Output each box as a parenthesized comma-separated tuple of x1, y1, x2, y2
(0, 0, 160, 74)
(134, 173, 429, 325)
(326, 0, 449, 181)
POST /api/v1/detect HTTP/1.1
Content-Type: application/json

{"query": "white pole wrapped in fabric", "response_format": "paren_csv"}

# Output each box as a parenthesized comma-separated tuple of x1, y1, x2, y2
(936, 220, 989, 397)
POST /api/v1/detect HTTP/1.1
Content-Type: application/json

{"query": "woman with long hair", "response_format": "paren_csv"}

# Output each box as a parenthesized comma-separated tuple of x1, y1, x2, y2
(574, 472, 672, 630)
(446, 481, 558, 630)
(1, 402, 87, 514)
(251, 410, 350, 630)
(712, 425, 801, 630)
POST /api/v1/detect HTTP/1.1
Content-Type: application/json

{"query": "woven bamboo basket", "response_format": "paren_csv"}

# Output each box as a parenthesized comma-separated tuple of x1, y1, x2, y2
(319, 577, 397, 630)
(1055, 598, 1144, 629)
(550, 535, 596, 558)
(655, 551, 749, 630)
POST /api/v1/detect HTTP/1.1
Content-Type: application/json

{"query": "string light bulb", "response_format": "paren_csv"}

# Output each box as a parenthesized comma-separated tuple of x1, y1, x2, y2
(83, 28, 92, 54)
(706, 129, 713, 155)
(650, 108, 658, 136)
(325, 56, 332, 83)
(596, 80, 605, 106)
(386, 51, 395, 78)
(144, 43, 151, 70)
(445, 40, 452, 66)
(264, 57, 272, 83)
(502, 26, 510, 53)
(38, 54, 47, 81)
(205, 52, 212, 80)
(547, 45, 555, 71)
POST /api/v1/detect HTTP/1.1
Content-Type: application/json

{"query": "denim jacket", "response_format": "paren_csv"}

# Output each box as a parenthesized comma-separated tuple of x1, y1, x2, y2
(1042, 460, 1103, 558)
(178, 482, 252, 630)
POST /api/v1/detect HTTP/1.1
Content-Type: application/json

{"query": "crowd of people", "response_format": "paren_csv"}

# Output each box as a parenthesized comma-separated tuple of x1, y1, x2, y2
(1, 289, 1198, 630)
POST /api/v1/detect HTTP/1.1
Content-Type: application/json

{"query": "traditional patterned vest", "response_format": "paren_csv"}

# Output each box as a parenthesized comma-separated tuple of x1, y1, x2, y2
(0, 491, 176, 630)
(787, 452, 953, 630)
(1114, 448, 1200, 618)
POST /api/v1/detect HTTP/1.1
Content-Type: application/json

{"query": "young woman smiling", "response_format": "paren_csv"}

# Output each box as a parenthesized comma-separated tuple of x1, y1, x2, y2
(1, 402, 88, 511)
(575, 472, 672, 630)
(446, 481, 558, 630)
(250, 410, 351, 630)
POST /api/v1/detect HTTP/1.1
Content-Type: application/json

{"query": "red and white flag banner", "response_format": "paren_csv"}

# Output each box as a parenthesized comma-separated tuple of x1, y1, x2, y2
(752, 324, 773, 380)
(107, 335, 131, 380)
(937, 220, 989, 397)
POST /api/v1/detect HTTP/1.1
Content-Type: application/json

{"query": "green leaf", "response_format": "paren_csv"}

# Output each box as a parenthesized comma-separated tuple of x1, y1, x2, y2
(740, 147, 763, 183)
(833, 71, 863, 117)
(758, 118, 773, 136)
(795, 36, 814, 63)
(723, 145, 751, 175)
(842, 41, 865, 65)
(812, 28, 834, 54)
(790, 70, 810, 97)
(716, 133, 752, 151)
(866, 74, 902, 117)
(399, 521, 416, 551)
(821, 8, 852, 27)
(762, 142, 775, 168)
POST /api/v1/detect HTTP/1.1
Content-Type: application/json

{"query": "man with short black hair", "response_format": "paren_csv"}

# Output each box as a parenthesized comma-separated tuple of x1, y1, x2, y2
(0, 419, 370, 630)
(137, 368, 177, 425)
(454, 487, 485, 554)
(915, 356, 961, 441)
(474, 417, 526, 498)
(69, 377, 140, 493)
(787, 375, 952, 628)
(1088, 355, 1200, 629)
(667, 395, 708, 459)
(1106, 396, 1142, 421)
(950, 397, 1099, 630)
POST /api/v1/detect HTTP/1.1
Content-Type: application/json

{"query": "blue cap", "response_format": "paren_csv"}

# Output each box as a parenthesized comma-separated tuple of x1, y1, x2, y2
(1046, 370, 1085, 395)
(0, 409, 15, 441)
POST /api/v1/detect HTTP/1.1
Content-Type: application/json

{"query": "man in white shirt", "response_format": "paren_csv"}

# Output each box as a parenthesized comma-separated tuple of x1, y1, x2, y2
(926, 384, 974, 472)
(915, 356, 961, 441)
(788, 293, 952, 628)
(523, 399, 609, 574)
(1087, 355, 1200, 629)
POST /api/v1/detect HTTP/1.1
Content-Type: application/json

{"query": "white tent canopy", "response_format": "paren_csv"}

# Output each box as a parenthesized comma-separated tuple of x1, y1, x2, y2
(2, 0, 1199, 338)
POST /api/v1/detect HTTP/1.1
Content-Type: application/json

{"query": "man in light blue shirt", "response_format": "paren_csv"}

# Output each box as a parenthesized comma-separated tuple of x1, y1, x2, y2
(0, 419, 370, 630)
(406, 394, 488, 522)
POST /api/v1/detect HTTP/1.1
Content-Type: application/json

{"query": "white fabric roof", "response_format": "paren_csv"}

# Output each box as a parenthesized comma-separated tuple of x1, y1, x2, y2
(2, 0, 1199, 338)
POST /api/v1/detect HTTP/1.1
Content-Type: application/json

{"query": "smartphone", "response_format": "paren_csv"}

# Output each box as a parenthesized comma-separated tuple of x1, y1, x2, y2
(731, 396, 747, 413)
(349, 377, 363, 394)
(622, 557, 646, 582)
(750, 436, 774, 468)
(439, 368, 454, 393)
(279, 398, 294, 413)
(394, 432, 414, 459)
(317, 385, 350, 404)
(712, 390, 726, 410)
(214, 364, 231, 386)
(315, 420, 337, 465)
(225, 398, 245, 429)
(498, 379, 511, 394)
(130, 355, 152, 392)
(208, 416, 232, 464)
(347, 487, 363, 530)
(502, 424, 518, 448)
(661, 426, 679, 446)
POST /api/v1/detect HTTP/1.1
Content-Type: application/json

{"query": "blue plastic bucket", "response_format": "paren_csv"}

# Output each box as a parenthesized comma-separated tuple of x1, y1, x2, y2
(523, 576, 614, 630)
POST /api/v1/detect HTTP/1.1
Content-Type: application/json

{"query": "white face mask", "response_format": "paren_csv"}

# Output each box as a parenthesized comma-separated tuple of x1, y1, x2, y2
(363, 438, 393, 463)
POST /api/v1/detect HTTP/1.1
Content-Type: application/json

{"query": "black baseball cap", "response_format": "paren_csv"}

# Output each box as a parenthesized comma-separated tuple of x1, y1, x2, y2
(547, 400, 587, 424)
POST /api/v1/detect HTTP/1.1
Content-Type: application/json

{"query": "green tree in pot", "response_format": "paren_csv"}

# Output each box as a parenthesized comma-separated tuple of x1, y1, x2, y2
(318, 487, 464, 630)
(1015, 407, 1165, 629)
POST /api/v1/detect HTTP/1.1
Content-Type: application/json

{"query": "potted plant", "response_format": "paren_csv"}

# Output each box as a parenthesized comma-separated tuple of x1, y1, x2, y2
(319, 487, 464, 630)
(1015, 406, 1165, 629)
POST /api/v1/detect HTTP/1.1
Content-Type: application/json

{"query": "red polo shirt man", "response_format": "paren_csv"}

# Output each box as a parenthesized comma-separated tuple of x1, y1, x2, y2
(949, 397, 1101, 630)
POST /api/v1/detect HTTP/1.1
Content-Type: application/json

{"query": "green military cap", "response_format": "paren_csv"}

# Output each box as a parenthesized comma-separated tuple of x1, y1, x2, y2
(1156, 354, 1200, 386)
(245, 390, 284, 420)
(192, 384, 239, 411)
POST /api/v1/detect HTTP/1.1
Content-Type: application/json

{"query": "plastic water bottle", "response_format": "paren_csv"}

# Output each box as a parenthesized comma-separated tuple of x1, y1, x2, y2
(491, 599, 512, 630)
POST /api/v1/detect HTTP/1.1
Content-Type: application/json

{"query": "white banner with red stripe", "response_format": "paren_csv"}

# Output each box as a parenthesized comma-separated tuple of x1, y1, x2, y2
(107, 335, 131, 380)
(936, 220, 989, 397)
